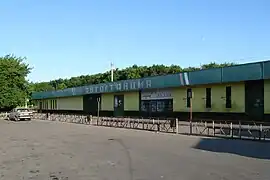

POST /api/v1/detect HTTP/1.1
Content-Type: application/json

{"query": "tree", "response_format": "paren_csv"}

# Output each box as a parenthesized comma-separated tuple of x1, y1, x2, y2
(0, 55, 31, 109)
(29, 82, 55, 92)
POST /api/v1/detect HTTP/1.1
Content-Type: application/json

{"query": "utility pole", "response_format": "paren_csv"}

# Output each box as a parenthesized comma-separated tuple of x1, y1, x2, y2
(111, 62, 114, 82)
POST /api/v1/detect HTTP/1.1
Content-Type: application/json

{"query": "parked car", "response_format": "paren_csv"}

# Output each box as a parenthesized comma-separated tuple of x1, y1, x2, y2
(8, 108, 32, 121)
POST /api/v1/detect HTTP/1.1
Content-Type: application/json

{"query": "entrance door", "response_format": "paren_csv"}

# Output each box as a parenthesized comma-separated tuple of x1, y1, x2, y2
(114, 95, 124, 117)
(83, 94, 101, 116)
(245, 80, 264, 121)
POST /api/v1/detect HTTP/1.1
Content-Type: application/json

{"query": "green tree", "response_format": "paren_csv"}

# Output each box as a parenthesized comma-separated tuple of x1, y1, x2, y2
(0, 55, 31, 109)
(29, 82, 54, 92)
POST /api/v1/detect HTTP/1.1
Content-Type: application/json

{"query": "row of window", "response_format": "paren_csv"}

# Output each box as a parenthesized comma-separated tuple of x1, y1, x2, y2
(38, 100, 57, 110)
(39, 101, 48, 109)
(186, 86, 232, 108)
(50, 100, 57, 110)
(141, 86, 232, 113)
(141, 99, 173, 112)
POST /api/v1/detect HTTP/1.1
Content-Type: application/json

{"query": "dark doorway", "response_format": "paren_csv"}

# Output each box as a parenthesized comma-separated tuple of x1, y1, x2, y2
(83, 94, 101, 115)
(114, 95, 124, 117)
(245, 80, 264, 121)
(39, 101, 43, 113)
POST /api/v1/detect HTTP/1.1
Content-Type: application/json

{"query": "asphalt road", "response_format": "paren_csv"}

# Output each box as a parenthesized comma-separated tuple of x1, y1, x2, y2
(0, 119, 269, 180)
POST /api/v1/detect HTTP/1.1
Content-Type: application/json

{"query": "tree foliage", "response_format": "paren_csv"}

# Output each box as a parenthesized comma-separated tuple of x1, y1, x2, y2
(0, 55, 31, 109)
(30, 62, 236, 92)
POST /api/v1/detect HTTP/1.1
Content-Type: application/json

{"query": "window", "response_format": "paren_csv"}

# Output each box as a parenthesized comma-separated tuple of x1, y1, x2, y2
(206, 88, 211, 108)
(17, 108, 29, 112)
(45, 100, 48, 109)
(150, 101, 157, 112)
(141, 101, 149, 112)
(186, 88, 192, 108)
(141, 99, 173, 113)
(226, 86, 232, 108)
(157, 101, 165, 112)
(39, 101, 42, 110)
(55, 100, 57, 109)
(50, 99, 57, 110)
(50, 100, 53, 109)
(167, 100, 173, 111)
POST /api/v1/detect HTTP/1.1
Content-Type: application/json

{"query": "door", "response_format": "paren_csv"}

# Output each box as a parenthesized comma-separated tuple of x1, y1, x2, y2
(114, 95, 124, 117)
(245, 80, 264, 121)
(83, 94, 101, 115)
(39, 101, 43, 112)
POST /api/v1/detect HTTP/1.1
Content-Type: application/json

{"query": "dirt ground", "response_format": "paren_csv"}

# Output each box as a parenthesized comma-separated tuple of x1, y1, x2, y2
(0, 120, 269, 180)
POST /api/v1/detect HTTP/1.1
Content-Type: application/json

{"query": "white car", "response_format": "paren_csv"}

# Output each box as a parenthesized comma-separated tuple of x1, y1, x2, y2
(8, 108, 32, 121)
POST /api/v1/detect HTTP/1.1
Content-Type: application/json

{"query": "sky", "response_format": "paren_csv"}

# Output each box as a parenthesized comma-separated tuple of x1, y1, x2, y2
(0, 0, 270, 82)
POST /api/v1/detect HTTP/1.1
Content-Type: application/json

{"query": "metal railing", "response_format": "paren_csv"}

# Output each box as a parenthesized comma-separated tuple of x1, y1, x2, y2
(0, 112, 8, 120)
(32, 113, 270, 141)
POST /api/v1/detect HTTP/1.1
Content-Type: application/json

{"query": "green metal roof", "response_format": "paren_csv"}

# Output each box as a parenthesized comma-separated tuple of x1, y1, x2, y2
(32, 60, 270, 99)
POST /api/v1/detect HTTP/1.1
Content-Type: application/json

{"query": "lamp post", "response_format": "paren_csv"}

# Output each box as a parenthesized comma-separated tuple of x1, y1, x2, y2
(111, 62, 114, 82)
(188, 90, 193, 134)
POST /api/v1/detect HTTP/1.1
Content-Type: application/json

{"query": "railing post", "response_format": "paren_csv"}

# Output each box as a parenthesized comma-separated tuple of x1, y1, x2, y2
(239, 121, 242, 139)
(176, 118, 179, 134)
(230, 122, 233, 138)
(89, 115, 92, 125)
(189, 120, 192, 135)
(207, 121, 210, 135)
(260, 124, 263, 140)
(195, 122, 198, 134)
(212, 121, 215, 136)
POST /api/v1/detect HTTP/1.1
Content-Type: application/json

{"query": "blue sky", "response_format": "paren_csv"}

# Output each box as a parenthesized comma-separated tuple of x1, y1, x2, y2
(0, 0, 270, 82)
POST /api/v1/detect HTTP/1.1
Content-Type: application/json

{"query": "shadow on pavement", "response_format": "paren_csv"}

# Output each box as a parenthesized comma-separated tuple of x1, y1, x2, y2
(192, 138, 270, 160)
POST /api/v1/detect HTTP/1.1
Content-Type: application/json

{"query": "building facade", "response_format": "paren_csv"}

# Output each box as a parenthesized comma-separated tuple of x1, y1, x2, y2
(32, 60, 270, 121)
